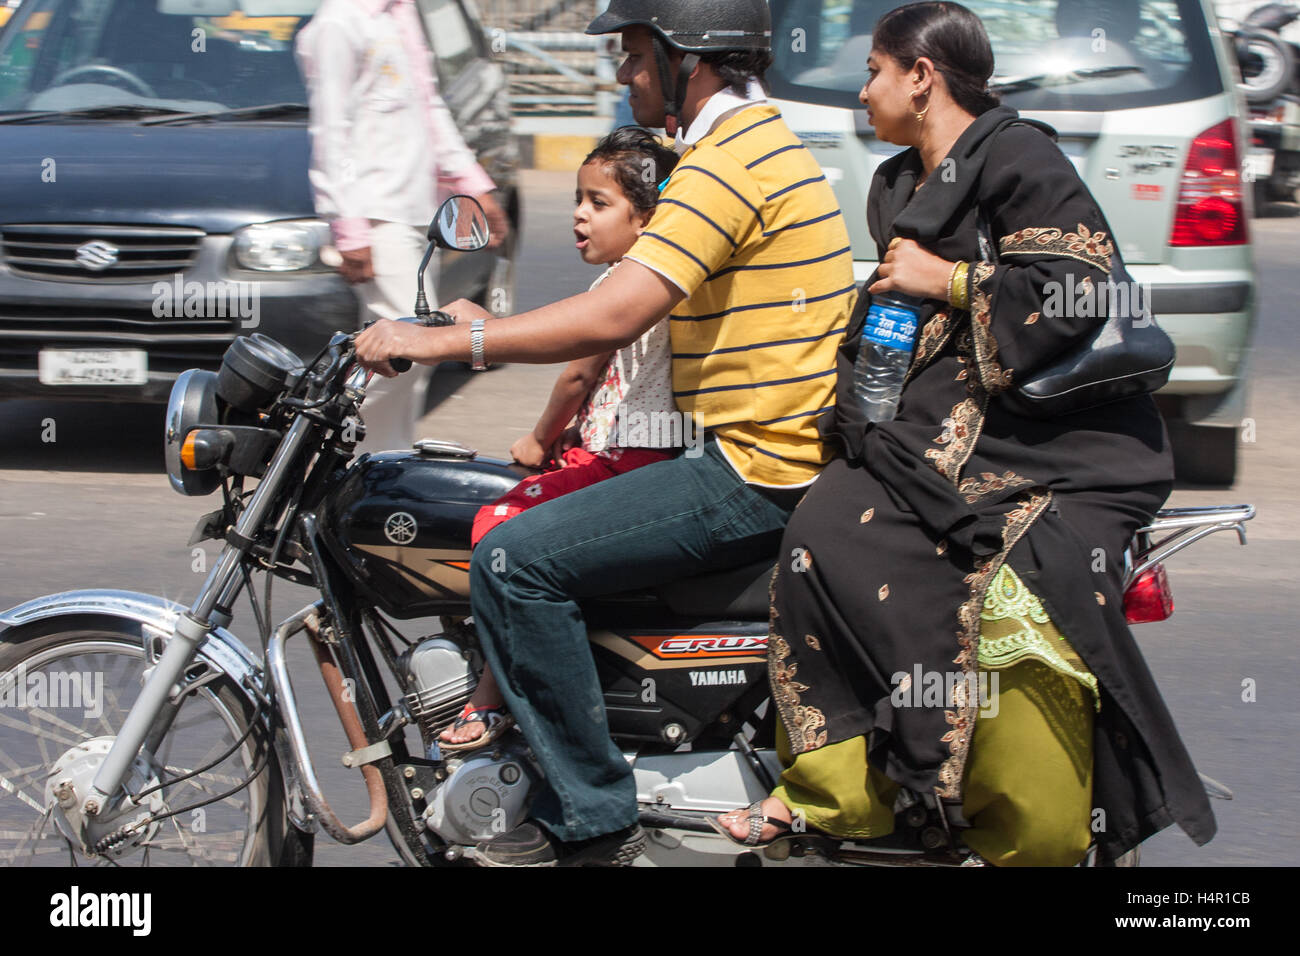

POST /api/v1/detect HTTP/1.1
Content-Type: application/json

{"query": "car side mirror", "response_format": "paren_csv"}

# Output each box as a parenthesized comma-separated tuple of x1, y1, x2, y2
(428, 195, 490, 251)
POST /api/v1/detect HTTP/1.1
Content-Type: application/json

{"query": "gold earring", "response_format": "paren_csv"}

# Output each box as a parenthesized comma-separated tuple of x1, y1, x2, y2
(909, 90, 929, 121)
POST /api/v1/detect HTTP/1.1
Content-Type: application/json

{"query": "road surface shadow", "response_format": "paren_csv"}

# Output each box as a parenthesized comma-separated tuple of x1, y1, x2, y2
(0, 400, 164, 472)
(1255, 200, 1300, 218)
(422, 361, 475, 415)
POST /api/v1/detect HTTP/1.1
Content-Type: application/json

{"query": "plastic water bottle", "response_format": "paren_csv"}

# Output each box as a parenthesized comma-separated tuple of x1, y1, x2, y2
(852, 293, 922, 423)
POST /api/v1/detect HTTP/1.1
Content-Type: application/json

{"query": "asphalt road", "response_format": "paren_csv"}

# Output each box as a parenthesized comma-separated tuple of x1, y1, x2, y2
(0, 171, 1296, 867)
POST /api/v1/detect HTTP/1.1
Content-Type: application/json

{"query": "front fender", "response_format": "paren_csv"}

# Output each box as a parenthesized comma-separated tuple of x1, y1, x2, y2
(0, 589, 262, 692)
(0, 588, 316, 834)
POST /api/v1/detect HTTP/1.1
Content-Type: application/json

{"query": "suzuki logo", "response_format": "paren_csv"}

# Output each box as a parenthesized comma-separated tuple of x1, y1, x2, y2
(75, 240, 120, 271)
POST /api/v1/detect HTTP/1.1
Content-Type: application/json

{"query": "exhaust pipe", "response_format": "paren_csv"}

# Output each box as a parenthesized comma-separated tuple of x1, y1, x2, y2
(266, 603, 387, 844)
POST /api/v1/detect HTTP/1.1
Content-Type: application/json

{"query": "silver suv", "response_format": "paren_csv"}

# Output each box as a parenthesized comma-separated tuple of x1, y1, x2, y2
(768, 0, 1254, 484)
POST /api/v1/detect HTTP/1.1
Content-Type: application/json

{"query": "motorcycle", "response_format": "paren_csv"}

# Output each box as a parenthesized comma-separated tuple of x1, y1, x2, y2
(1221, 1, 1300, 202)
(1220, 1, 1300, 104)
(0, 196, 1254, 868)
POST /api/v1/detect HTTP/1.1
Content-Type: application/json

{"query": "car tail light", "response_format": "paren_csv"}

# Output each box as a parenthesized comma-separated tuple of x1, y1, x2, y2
(1169, 119, 1248, 246)
(1124, 563, 1174, 624)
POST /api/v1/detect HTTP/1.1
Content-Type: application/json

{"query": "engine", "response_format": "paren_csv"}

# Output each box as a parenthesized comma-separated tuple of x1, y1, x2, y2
(402, 631, 538, 844)
(397, 634, 535, 842)
(402, 636, 478, 743)
(422, 742, 538, 845)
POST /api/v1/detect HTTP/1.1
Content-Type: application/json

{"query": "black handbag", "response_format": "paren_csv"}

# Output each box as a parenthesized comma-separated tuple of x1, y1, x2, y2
(975, 213, 1176, 420)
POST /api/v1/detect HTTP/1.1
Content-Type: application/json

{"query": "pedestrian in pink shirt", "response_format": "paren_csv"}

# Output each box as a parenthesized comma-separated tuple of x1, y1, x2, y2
(295, 0, 508, 453)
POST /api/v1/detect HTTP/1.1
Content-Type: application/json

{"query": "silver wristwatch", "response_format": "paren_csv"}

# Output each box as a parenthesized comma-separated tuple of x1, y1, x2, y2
(469, 318, 486, 371)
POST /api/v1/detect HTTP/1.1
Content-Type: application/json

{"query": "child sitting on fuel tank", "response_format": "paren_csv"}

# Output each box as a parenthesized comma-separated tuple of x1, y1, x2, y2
(440, 127, 682, 751)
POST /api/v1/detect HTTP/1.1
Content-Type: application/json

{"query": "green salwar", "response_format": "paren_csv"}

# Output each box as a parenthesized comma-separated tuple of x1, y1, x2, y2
(772, 567, 1096, 867)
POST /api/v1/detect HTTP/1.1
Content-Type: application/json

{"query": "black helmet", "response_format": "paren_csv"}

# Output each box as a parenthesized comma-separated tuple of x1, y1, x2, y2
(586, 0, 772, 53)
(587, 0, 771, 132)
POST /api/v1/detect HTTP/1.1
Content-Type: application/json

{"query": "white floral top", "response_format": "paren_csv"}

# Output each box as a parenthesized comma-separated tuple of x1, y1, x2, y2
(578, 263, 677, 453)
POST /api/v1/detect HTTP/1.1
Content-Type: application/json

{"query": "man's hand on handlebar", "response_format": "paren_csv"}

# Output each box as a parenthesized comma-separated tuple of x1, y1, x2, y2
(354, 318, 430, 377)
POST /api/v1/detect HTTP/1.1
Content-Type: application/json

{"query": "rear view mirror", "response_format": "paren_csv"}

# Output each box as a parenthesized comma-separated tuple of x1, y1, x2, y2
(429, 195, 489, 252)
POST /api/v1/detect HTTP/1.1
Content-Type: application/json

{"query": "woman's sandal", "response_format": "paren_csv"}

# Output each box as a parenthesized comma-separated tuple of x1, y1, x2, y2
(438, 703, 515, 753)
(707, 800, 798, 848)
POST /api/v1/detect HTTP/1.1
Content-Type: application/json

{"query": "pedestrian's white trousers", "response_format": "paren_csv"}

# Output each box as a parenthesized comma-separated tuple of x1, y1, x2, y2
(354, 221, 436, 454)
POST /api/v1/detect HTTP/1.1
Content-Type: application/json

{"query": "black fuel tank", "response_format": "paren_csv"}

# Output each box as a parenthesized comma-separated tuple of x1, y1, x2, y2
(317, 450, 529, 617)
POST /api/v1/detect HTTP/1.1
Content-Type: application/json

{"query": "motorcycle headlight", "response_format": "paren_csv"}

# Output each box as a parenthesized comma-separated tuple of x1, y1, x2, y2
(232, 220, 331, 272)
(165, 369, 222, 497)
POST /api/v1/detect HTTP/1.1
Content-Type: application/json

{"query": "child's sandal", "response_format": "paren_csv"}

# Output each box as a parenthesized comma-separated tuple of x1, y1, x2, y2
(438, 704, 515, 752)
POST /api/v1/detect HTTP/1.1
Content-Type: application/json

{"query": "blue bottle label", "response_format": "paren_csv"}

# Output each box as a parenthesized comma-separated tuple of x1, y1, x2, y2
(863, 301, 919, 352)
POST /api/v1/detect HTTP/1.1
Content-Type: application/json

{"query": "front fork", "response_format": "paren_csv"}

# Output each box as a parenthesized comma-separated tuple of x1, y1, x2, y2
(79, 413, 322, 822)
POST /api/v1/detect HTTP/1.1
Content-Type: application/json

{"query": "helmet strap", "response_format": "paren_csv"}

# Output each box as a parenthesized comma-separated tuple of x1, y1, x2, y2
(671, 52, 700, 137)
(652, 34, 698, 138)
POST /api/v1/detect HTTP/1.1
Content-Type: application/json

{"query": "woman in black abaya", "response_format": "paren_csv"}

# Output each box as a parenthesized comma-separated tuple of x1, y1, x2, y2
(713, 2, 1214, 866)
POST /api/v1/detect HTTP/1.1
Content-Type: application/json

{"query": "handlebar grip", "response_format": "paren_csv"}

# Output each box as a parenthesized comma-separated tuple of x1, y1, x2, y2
(390, 357, 412, 373)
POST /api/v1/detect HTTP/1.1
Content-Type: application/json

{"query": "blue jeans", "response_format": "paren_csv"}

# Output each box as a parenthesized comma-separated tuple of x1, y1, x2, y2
(470, 441, 801, 840)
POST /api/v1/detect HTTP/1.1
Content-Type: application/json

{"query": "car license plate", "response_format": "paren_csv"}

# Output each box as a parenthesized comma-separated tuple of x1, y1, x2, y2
(1245, 148, 1274, 182)
(38, 349, 148, 386)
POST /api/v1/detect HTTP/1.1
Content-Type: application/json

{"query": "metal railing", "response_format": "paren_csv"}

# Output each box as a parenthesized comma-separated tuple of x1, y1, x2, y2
(478, 0, 612, 115)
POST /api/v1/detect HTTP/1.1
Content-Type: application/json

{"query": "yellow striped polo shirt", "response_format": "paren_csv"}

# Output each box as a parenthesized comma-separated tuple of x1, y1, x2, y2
(626, 103, 854, 486)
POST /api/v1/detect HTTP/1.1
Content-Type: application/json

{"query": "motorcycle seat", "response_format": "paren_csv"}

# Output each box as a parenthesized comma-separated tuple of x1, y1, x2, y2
(652, 558, 776, 621)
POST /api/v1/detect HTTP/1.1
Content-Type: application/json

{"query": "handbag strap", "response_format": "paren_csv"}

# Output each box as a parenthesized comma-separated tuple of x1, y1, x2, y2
(973, 120, 1056, 268)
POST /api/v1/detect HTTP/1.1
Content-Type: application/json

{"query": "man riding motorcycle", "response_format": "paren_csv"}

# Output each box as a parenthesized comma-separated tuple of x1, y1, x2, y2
(354, 0, 855, 866)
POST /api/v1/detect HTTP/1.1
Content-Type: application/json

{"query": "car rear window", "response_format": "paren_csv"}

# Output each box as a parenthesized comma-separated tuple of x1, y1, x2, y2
(769, 0, 1224, 113)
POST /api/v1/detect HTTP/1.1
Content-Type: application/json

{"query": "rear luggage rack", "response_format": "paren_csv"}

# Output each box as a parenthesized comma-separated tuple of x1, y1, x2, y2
(1125, 504, 1256, 586)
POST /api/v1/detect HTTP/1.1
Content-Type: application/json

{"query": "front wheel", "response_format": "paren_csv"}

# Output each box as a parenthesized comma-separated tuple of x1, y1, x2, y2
(0, 616, 301, 866)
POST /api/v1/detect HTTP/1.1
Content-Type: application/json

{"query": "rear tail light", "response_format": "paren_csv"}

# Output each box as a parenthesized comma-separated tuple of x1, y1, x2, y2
(1124, 563, 1174, 624)
(1169, 119, 1248, 246)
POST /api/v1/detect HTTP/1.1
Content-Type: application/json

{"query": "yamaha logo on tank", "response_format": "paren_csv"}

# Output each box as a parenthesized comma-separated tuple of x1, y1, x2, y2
(75, 240, 120, 271)
(384, 511, 418, 544)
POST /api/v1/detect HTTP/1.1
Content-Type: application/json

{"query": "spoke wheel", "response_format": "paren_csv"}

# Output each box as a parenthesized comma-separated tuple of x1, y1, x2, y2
(1237, 30, 1296, 103)
(0, 618, 292, 867)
